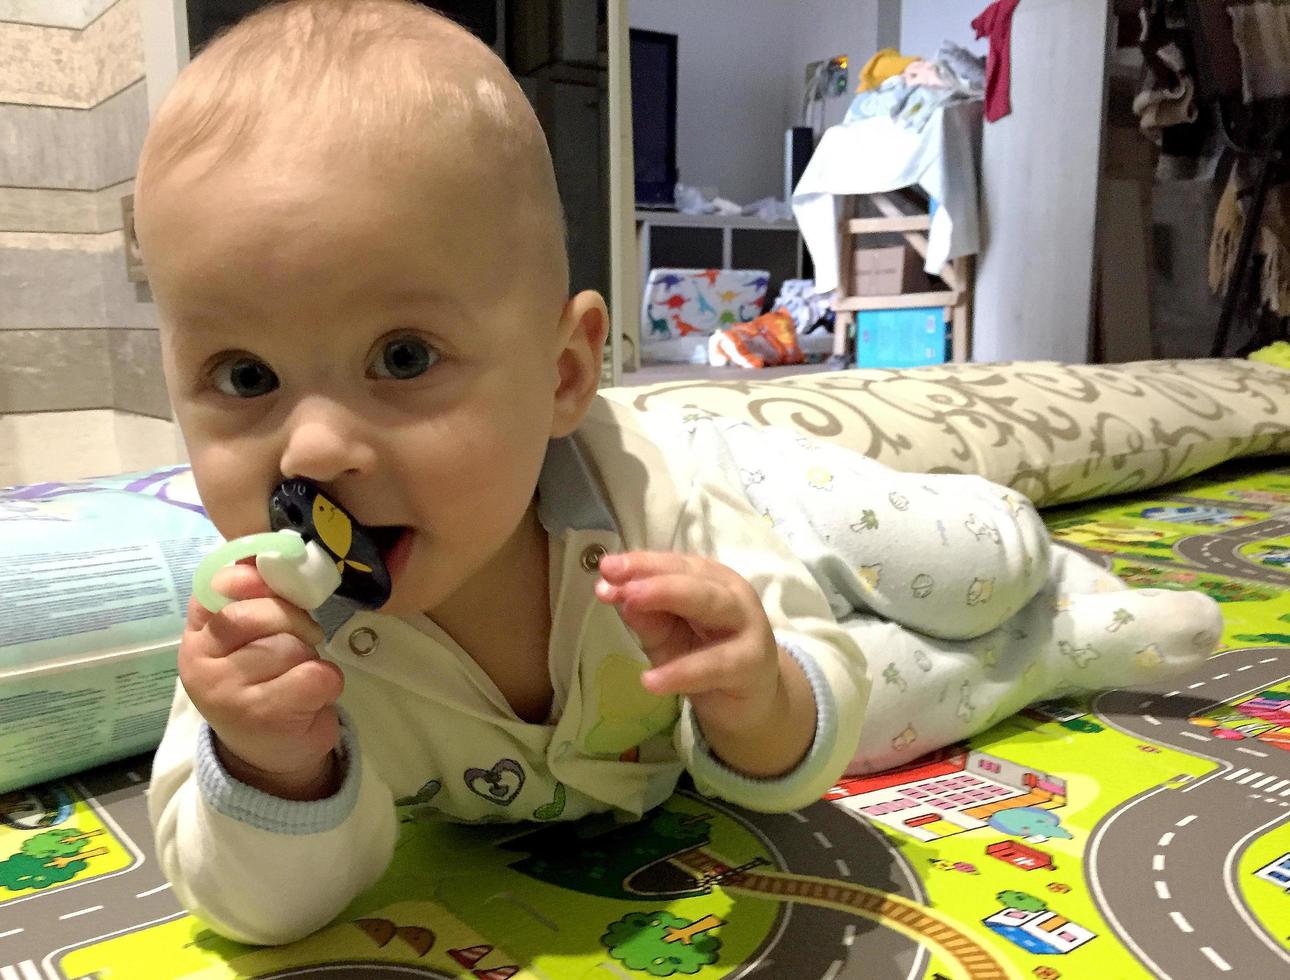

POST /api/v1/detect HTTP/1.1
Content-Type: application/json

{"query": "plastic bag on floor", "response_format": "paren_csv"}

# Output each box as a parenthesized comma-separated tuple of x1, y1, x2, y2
(708, 310, 805, 368)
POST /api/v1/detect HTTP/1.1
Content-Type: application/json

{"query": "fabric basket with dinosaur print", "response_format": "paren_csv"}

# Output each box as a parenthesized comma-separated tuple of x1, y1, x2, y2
(638, 267, 770, 364)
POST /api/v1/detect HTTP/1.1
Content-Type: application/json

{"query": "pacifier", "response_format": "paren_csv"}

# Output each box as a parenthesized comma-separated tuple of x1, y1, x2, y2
(192, 478, 392, 614)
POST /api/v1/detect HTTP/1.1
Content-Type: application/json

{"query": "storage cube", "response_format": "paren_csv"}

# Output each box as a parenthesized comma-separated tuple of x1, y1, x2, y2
(640, 267, 770, 363)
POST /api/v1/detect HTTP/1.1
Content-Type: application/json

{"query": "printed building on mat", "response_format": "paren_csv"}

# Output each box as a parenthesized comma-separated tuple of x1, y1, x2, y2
(1254, 852, 1290, 891)
(983, 907, 1095, 955)
(824, 747, 1067, 843)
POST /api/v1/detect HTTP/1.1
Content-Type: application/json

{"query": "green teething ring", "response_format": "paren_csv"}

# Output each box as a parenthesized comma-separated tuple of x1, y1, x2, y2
(192, 530, 306, 613)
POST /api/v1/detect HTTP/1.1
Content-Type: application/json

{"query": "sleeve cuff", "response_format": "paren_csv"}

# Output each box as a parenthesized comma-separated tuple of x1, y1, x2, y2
(195, 708, 363, 835)
(681, 640, 838, 808)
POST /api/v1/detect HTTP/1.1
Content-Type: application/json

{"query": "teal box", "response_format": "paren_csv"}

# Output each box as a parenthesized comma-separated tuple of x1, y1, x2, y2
(854, 308, 948, 368)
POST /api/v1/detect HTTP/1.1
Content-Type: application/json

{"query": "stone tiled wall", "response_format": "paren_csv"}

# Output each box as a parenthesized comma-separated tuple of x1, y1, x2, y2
(1, 0, 183, 484)
(1, 0, 143, 107)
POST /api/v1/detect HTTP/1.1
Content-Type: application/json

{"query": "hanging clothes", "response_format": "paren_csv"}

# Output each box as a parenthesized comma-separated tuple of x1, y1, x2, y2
(1228, 1, 1290, 102)
(972, 0, 1022, 122)
(858, 48, 920, 92)
(1133, 0, 1219, 181)
(1210, 160, 1290, 317)
(1133, 0, 1198, 134)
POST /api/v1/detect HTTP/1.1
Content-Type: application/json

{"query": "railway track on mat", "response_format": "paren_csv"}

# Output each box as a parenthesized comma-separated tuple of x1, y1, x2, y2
(674, 849, 1017, 980)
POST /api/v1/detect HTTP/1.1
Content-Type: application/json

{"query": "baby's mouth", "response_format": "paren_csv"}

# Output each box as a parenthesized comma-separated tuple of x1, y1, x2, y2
(366, 528, 410, 582)
(368, 525, 411, 567)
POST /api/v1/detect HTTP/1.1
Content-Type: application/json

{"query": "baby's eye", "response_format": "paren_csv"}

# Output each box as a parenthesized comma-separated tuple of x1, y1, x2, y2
(211, 355, 278, 398)
(368, 335, 439, 380)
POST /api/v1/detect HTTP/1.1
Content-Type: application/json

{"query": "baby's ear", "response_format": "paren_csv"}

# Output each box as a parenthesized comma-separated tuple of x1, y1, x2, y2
(550, 290, 609, 437)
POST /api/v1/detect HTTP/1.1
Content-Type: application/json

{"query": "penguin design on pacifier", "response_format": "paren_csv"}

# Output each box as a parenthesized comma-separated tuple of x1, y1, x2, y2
(192, 478, 391, 614)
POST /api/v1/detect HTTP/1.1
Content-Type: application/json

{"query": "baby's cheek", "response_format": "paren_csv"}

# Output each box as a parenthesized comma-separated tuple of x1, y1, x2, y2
(193, 462, 273, 539)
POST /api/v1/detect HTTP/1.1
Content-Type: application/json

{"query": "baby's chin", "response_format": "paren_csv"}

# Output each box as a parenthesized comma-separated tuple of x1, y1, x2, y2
(372, 583, 430, 618)
(370, 529, 479, 620)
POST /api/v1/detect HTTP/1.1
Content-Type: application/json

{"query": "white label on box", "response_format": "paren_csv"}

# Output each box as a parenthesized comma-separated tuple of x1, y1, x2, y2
(0, 469, 221, 671)
(0, 645, 177, 793)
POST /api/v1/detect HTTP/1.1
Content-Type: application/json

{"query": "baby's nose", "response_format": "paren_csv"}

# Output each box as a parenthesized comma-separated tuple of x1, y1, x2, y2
(279, 397, 377, 482)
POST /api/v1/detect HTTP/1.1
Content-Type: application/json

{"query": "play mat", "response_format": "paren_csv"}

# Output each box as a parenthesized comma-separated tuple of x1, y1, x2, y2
(2, 458, 1287, 980)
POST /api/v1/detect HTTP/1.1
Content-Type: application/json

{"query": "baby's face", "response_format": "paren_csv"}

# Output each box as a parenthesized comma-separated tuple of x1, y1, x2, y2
(141, 147, 567, 616)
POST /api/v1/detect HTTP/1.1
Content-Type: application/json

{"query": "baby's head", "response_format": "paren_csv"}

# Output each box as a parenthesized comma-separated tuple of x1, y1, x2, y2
(136, 0, 608, 616)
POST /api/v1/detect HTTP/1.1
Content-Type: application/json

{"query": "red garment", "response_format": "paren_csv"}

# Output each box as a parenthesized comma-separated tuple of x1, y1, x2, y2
(972, 0, 1022, 122)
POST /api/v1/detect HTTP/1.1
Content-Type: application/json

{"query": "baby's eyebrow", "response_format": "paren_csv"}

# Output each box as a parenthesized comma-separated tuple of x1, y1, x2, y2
(377, 287, 477, 332)
(164, 310, 268, 356)
(381, 286, 469, 314)
(173, 311, 233, 330)
(168, 296, 265, 329)
(384, 286, 449, 302)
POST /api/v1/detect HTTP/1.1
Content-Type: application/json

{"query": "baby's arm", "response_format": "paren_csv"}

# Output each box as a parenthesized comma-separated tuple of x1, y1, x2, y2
(148, 687, 397, 944)
(660, 456, 872, 812)
(595, 550, 820, 782)
(148, 569, 397, 944)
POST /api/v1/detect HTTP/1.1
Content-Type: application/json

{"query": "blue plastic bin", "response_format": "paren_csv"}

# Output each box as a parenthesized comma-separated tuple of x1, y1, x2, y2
(854, 308, 948, 368)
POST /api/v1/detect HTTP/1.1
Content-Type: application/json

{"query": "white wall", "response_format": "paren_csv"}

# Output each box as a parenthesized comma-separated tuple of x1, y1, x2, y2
(629, 0, 895, 204)
(900, 0, 986, 61)
(785, 0, 892, 135)
(972, 0, 1110, 363)
(630, 0, 797, 204)
(0, 411, 186, 486)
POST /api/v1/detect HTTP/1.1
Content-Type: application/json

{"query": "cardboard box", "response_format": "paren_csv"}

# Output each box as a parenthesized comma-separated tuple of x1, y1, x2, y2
(849, 244, 927, 296)
(854, 308, 948, 368)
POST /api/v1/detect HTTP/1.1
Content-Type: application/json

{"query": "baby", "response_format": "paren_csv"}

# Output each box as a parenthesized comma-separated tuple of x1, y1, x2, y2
(137, 0, 1222, 947)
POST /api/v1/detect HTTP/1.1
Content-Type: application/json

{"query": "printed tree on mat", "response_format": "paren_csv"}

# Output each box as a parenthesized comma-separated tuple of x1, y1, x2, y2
(996, 890, 1047, 912)
(0, 827, 107, 891)
(602, 911, 723, 977)
(1243, 614, 1290, 644)
(504, 808, 712, 901)
(23, 827, 106, 863)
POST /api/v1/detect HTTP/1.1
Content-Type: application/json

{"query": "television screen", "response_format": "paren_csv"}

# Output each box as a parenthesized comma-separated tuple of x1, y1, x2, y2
(630, 29, 678, 209)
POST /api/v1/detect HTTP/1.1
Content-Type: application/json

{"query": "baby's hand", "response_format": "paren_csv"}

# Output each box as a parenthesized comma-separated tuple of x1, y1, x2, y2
(594, 551, 783, 736)
(178, 561, 344, 800)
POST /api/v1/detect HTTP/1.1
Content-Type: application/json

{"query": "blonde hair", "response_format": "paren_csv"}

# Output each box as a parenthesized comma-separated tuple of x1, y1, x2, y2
(136, 0, 567, 286)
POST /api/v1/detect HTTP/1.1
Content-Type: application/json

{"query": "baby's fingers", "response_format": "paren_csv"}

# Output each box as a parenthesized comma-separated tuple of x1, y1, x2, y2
(596, 550, 697, 585)
(641, 642, 745, 697)
(182, 631, 337, 711)
(201, 595, 325, 658)
(252, 657, 346, 718)
(613, 602, 687, 654)
(599, 572, 743, 634)
(221, 632, 337, 688)
(185, 560, 280, 632)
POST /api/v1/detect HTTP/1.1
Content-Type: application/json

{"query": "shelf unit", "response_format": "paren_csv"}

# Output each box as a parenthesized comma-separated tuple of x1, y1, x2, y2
(627, 209, 806, 371)
(831, 191, 973, 364)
